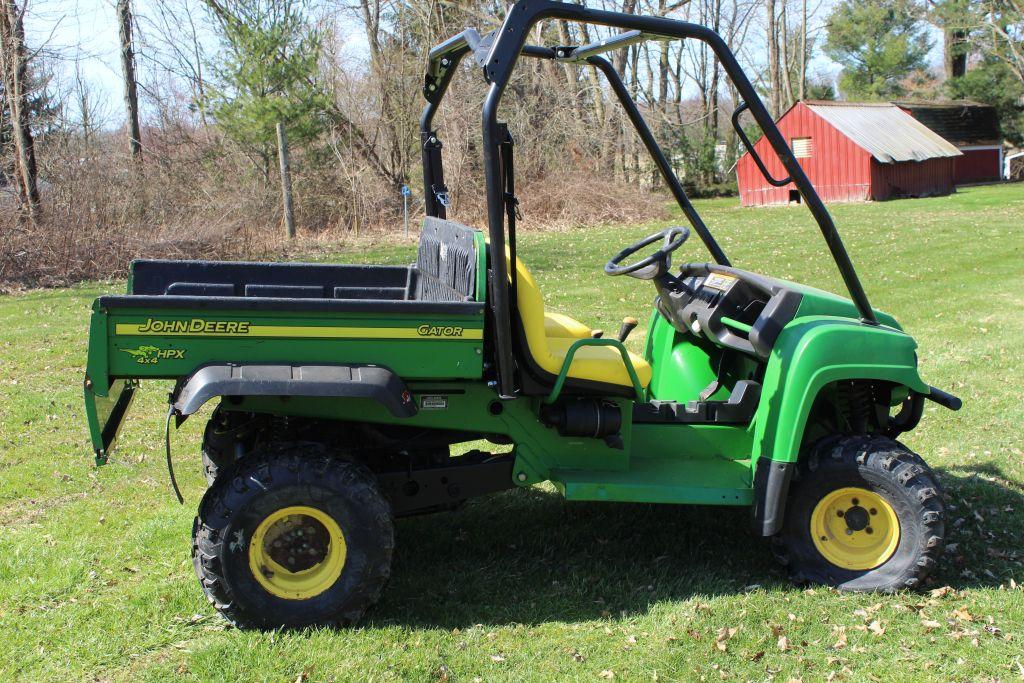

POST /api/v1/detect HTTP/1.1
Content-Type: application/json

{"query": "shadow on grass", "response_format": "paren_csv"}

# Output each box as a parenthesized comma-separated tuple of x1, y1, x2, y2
(932, 465, 1024, 590)
(368, 466, 1024, 629)
(372, 487, 784, 629)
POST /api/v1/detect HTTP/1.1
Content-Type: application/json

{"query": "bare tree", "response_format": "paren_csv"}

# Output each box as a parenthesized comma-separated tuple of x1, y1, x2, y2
(798, 0, 807, 100)
(0, 0, 38, 212)
(778, 0, 794, 109)
(765, 0, 780, 116)
(117, 0, 143, 159)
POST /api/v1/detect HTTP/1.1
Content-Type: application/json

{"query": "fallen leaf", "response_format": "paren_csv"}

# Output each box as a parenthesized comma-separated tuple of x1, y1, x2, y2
(952, 607, 974, 622)
(929, 586, 954, 598)
(714, 626, 738, 651)
(490, 654, 505, 663)
(921, 619, 943, 631)
(868, 620, 885, 636)
(833, 627, 848, 649)
(778, 635, 790, 651)
(599, 670, 615, 679)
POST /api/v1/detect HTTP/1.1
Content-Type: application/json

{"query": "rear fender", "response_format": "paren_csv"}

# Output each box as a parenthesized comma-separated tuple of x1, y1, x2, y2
(172, 363, 418, 418)
(750, 316, 928, 535)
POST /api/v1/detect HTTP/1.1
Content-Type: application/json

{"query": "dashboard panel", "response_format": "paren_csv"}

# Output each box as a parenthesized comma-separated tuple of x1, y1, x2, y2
(654, 264, 803, 359)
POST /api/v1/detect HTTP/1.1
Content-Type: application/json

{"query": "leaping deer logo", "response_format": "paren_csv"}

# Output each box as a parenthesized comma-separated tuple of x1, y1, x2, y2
(120, 345, 183, 364)
(121, 345, 160, 359)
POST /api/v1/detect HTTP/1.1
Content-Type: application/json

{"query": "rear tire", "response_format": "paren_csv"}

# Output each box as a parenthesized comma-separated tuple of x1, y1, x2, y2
(192, 444, 394, 629)
(771, 435, 945, 591)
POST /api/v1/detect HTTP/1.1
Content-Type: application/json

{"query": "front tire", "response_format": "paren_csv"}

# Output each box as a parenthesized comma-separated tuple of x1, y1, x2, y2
(192, 444, 394, 629)
(772, 435, 945, 591)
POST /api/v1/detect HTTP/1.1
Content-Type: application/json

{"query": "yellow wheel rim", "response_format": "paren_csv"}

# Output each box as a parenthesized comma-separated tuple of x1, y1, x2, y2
(248, 505, 347, 600)
(810, 487, 900, 571)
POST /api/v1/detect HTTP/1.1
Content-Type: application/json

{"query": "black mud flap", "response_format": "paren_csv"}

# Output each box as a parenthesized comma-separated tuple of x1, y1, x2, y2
(752, 456, 796, 537)
(85, 379, 138, 464)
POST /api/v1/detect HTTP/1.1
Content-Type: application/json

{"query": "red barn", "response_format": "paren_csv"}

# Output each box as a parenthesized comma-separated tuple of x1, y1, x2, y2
(737, 101, 961, 207)
(896, 101, 1003, 184)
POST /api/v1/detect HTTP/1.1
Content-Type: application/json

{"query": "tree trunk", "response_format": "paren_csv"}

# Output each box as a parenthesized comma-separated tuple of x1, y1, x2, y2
(629, 44, 641, 183)
(709, 0, 722, 140)
(944, 28, 967, 79)
(0, 0, 38, 213)
(556, 21, 579, 92)
(766, 0, 781, 117)
(779, 0, 795, 110)
(117, 0, 142, 159)
(276, 122, 296, 239)
(798, 0, 807, 101)
(574, 18, 606, 130)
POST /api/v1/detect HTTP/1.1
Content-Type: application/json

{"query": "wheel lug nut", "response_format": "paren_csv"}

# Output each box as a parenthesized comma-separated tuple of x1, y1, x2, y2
(845, 528, 853, 536)
(851, 498, 859, 505)
(870, 508, 877, 515)
(866, 527, 873, 534)
(837, 510, 844, 517)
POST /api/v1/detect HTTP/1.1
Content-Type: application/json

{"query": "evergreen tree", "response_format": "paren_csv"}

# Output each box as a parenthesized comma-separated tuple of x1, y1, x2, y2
(824, 0, 932, 99)
(204, 0, 329, 178)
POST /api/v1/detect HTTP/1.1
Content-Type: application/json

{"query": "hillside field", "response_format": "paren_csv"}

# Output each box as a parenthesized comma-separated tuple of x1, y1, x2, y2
(1, 184, 1022, 681)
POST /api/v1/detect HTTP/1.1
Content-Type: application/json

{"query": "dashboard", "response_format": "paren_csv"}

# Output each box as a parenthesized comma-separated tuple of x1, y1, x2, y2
(655, 264, 803, 359)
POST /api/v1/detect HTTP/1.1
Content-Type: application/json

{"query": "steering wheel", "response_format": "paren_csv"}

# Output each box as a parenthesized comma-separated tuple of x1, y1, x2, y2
(604, 226, 690, 280)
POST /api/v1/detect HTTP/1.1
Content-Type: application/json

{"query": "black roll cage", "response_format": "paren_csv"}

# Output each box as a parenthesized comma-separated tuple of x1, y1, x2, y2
(420, 0, 877, 399)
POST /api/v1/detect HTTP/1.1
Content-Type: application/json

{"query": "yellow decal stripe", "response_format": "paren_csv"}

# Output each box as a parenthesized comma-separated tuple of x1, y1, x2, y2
(114, 323, 483, 340)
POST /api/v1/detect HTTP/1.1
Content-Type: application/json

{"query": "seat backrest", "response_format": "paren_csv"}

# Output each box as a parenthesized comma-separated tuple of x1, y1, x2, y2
(506, 250, 551, 366)
(415, 217, 482, 302)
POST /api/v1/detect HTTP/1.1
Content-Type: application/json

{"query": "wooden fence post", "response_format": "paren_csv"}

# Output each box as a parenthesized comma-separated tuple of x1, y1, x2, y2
(276, 121, 296, 239)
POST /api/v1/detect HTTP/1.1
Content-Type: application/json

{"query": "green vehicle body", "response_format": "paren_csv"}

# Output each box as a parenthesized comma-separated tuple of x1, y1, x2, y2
(80, 3, 966, 626)
(83, 234, 931, 523)
(82, 0, 957, 545)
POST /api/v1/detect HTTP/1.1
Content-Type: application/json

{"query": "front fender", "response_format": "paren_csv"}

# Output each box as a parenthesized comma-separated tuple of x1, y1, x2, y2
(752, 316, 928, 465)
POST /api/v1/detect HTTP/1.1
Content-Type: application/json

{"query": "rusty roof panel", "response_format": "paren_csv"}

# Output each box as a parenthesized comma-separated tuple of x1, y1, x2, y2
(807, 101, 962, 163)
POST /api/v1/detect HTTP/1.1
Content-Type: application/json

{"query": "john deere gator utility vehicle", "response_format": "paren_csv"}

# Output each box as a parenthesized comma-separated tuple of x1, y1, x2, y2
(84, 0, 961, 629)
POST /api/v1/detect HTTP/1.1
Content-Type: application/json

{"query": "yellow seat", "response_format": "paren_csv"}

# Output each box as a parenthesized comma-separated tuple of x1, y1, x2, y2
(509, 254, 652, 390)
(544, 311, 593, 338)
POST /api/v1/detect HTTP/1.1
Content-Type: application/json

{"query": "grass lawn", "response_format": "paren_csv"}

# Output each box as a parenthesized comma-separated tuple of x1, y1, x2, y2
(1, 184, 1022, 681)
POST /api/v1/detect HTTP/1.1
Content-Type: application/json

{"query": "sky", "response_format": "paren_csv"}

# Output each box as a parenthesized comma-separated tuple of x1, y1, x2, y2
(25, 0, 943, 129)
(28, 0, 124, 113)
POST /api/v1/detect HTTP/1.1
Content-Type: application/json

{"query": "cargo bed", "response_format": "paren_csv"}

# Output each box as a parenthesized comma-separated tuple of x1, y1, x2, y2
(84, 218, 487, 457)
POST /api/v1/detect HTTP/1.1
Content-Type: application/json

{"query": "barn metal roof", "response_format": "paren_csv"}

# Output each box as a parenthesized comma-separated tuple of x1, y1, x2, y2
(806, 101, 962, 163)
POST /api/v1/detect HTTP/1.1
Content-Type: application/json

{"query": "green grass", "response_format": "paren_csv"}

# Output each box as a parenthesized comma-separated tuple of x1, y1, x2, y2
(2, 184, 1023, 681)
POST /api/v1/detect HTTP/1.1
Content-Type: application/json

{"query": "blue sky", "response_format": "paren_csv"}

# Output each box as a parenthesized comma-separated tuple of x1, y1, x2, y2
(29, 0, 124, 109)
(27, 0, 943, 129)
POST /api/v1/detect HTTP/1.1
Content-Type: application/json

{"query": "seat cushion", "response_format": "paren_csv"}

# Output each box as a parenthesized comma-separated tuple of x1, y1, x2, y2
(544, 311, 593, 338)
(546, 337, 652, 389)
